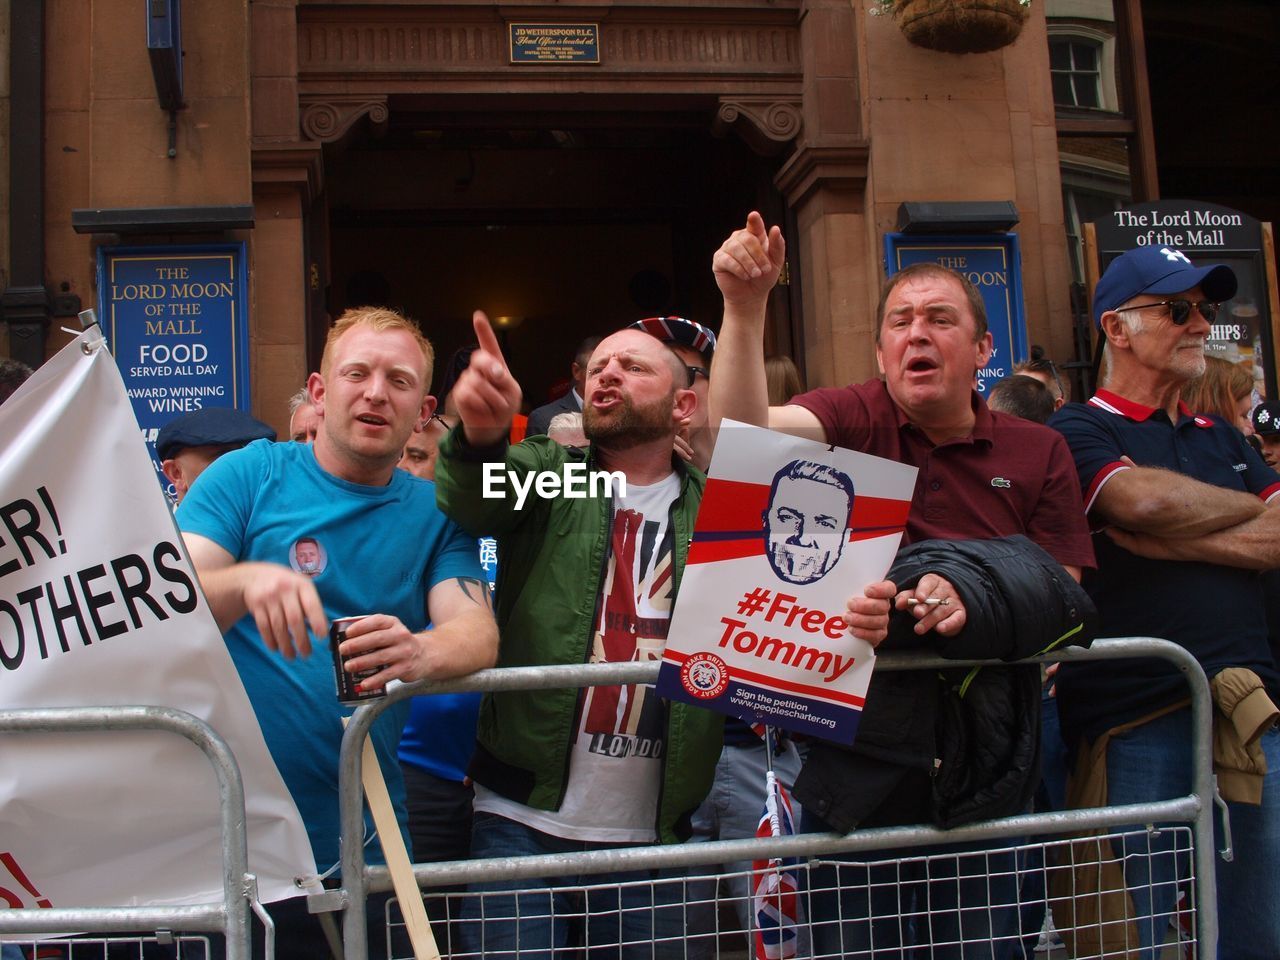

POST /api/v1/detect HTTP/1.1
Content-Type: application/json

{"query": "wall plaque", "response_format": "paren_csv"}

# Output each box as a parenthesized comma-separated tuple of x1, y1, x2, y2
(509, 23, 600, 64)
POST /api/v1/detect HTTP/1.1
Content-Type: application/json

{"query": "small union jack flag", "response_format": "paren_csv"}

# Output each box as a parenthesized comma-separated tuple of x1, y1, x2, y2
(752, 770, 799, 960)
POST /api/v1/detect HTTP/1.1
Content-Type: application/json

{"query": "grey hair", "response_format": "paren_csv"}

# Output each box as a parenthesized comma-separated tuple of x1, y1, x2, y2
(547, 411, 583, 435)
(288, 385, 312, 415)
(1112, 298, 1150, 336)
(1098, 299, 1148, 388)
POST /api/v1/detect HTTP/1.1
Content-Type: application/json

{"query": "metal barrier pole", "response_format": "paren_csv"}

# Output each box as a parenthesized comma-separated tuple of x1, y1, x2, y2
(0, 705, 253, 960)
(338, 704, 371, 960)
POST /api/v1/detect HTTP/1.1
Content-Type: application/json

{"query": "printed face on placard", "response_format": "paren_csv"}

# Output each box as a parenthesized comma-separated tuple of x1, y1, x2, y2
(762, 462, 854, 585)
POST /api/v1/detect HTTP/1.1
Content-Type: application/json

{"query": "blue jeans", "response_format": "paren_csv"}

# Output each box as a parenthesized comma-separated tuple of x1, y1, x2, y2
(459, 812, 690, 959)
(1105, 706, 1280, 960)
(803, 808, 1024, 960)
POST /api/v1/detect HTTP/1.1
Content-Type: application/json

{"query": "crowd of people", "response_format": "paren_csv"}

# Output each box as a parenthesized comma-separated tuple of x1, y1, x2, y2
(133, 213, 1280, 960)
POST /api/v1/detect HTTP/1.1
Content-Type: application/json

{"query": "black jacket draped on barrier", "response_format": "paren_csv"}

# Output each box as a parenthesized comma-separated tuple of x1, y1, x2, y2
(793, 535, 1098, 832)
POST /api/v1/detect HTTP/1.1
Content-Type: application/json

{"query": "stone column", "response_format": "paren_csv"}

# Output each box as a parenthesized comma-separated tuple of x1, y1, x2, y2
(250, 0, 322, 435)
(774, 0, 874, 389)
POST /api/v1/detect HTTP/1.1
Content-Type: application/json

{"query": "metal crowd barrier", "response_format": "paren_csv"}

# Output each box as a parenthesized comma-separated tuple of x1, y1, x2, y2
(0, 706, 264, 960)
(337, 636, 1221, 960)
(0, 639, 1217, 959)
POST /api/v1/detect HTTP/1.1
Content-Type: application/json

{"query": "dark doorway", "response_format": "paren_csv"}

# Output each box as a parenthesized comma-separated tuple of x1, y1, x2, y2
(324, 104, 788, 408)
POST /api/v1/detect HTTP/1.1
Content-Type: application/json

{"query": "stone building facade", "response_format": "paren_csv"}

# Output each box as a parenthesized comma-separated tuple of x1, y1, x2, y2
(4, 1, 1277, 432)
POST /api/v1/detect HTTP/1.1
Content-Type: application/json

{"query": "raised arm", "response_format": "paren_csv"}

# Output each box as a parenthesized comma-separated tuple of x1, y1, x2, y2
(183, 531, 327, 658)
(336, 575, 500, 691)
(710, 212, 825, 439)
(454, 310, 523, 448)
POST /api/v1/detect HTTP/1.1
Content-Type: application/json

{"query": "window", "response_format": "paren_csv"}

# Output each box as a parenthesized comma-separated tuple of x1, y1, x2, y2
(1050, 37, 1103, 109)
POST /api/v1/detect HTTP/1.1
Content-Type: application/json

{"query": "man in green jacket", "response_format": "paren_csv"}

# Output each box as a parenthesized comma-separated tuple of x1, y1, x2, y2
(439, 311, 894, 957)
(436, 311, 722, 957)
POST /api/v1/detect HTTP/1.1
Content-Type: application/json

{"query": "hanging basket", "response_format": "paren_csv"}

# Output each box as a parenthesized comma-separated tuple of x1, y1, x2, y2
(892, 0, 1029, 54)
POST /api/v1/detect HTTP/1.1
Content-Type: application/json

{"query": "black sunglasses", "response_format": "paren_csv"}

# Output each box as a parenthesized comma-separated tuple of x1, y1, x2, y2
(1113, 299, 1220, 326)
(687, 365, 710, 381)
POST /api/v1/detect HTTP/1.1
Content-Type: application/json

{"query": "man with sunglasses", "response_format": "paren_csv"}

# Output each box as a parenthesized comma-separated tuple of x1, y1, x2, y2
(1050, 245, 1280, 959)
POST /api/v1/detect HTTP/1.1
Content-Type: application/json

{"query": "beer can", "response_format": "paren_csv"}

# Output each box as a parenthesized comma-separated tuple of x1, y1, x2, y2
(331, 615, 384, 705)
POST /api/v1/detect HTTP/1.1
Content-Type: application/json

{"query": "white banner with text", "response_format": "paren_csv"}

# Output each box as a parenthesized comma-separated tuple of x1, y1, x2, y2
(0, 330, 315, 918)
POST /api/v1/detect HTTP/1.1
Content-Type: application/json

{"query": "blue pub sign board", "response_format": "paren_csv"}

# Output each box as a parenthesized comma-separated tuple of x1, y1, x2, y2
(883, 234, 1028, 395)
(96, 243, 251, 492)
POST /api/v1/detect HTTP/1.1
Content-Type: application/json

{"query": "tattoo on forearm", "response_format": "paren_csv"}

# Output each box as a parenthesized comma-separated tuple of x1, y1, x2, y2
(455, 576, 495, 610)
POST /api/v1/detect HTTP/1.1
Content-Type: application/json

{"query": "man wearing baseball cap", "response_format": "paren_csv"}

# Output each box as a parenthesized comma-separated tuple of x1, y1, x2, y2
(155, 406, 276, 503)
(629, 316, 717, 471)
(1051, 245, 1280, 958)
(1252, 400, 1280, 469)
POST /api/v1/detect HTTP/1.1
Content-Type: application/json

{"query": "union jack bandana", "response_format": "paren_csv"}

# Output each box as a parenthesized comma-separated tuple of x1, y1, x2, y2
(629, 316, 717, 363)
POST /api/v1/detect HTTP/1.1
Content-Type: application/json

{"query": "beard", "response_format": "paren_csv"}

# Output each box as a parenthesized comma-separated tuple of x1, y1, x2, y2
(583, 388, 674, 448)
(1171, 338, 1208, 380)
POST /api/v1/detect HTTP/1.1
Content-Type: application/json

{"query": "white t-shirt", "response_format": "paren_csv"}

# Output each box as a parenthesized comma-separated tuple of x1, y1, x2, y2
(475, 472, 681, 842)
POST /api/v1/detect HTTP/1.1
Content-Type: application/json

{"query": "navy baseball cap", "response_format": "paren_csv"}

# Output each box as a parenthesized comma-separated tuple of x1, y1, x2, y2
(155, 407, 276, 460)
(1252, 402, 1280, 438)
(628, 316, 717, 363)
(1093, 246, 1237, 327)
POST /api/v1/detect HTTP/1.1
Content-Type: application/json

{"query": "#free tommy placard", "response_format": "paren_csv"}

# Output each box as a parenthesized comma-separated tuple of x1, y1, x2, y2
(657, 421, 916, 744)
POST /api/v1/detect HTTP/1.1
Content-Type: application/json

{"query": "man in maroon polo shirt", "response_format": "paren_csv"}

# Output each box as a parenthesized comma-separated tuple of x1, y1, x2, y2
(709, 212, 1094, 959)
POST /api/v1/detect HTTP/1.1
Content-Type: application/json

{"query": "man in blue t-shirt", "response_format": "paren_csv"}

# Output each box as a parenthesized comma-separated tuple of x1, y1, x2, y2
(178, 306, 499, 960)
(1051, 246, 1280, 960)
